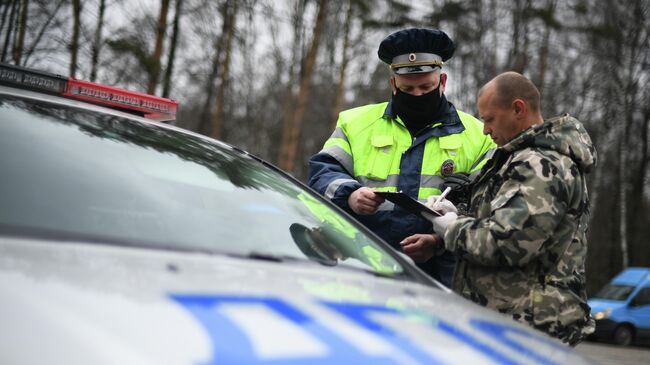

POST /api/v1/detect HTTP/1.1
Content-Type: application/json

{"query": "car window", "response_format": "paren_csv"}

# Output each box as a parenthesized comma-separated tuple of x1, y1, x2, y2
(0, 94, 406, 276)
(594, 284, 635, 301)
(631, 287, 650, 306)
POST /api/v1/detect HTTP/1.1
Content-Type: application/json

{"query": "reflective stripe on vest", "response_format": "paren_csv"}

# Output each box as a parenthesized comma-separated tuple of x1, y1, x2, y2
(325, 178, 358, 199)
(320, 144, 353, 174)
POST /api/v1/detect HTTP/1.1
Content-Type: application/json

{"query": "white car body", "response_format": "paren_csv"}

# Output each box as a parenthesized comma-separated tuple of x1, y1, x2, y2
(0, 236, 592, 365)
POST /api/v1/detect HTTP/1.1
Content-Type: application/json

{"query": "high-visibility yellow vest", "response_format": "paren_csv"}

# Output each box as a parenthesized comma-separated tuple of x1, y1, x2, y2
(320, 102, 495, 201)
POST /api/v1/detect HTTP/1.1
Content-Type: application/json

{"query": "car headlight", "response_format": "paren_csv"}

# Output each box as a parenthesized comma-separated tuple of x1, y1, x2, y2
(593, 308, 612, 320)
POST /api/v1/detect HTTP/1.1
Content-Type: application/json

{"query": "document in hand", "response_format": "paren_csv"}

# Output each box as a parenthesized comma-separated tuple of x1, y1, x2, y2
(374, 191, 442, 217)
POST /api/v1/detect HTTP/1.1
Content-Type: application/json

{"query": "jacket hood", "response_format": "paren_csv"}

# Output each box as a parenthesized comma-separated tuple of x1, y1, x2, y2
(502, 114, 597, 173)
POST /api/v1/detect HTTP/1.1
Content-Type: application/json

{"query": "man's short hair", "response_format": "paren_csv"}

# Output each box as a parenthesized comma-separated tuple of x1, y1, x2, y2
(485, 72, 541, 112)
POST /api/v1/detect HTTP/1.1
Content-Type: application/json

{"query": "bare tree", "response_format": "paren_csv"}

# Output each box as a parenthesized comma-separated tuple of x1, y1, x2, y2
(70, 0, 81, 77)
(0, 1, 12, 37)
(90, 0, 106, 82)
(278, 0, 328, 172)
(22, 0, 65, 67)
(619, 0, 650, 269)
(508, 0, 531, 73)
(147, 0, 170, 94)
(331, 0, 354, 129)
(162, 0, 183, 97)
(535, 0, 557, 95)
(12, 0, 27, 65)
(1, 0, 18, 63)
(275, 0, 306, 164)
(198, 0, 230, 135)
(210, 0, 237, 140)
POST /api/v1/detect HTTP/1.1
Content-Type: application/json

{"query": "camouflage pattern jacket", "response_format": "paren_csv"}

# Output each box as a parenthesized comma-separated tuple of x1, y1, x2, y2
(443, 114, 597, 345)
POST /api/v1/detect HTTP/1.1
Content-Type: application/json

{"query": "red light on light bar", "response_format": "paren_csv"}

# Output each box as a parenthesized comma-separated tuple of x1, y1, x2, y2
(65, 79, 178, 121)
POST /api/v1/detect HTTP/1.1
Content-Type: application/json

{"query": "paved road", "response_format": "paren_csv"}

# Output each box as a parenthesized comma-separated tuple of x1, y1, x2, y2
(575, 341, 650, 365)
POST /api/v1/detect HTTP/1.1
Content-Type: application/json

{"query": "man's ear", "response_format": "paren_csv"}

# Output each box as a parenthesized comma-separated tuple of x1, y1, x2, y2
(390, 76, 397, 94)
(439, 72, 447, 91)
(512, 98, 527, 117)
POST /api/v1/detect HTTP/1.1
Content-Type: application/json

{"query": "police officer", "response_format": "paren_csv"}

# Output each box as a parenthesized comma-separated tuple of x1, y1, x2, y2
(308, 28, 495, 286)
(426, 72, 596, 345)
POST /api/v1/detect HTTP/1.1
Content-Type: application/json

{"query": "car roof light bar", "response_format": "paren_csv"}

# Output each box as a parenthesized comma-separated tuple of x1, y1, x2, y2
(65, 79, 178, 121)
(0, 63, 178, 122)
(0, 63, 67, 94)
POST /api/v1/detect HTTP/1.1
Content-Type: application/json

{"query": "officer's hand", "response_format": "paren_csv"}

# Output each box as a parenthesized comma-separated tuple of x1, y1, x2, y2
(348, 187, 385, 215)
(424, 195, 458, 215)
(399, 234, 444, 263)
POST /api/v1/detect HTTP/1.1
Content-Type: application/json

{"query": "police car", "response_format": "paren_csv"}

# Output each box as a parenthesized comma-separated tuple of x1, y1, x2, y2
(0, 63, 594, 364)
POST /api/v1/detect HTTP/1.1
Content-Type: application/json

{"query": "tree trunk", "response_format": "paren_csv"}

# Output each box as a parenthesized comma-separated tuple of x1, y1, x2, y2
(12, 0, 27, 65)
(90, 0, 106, 82)
(210, 0, 237, 140)
(1, 0, 18, 63)
(633, 110, 649, 212)
(536, 0, 556, 96)
(70, 0, 81, 77)
(518, 0, 531, 73)
(618, 139, 628, 269)
(622, 0, 649, 264)
(10, 0, 19, 60)
(490, 0, 498, 75)
(331, 0, 353, 130)
(509, 0, 529, 73)
(198, 0, 229, 135)
(146, 0, 170, 95)
(198, 41, 223, 134)
(509, 0, 521, 71)
(0, 1, 12, 39)
(162, 0, 182, 98)
(276, 0, 306, 164)
(242, 1, 257, 152)
(279, 0, 328, 172)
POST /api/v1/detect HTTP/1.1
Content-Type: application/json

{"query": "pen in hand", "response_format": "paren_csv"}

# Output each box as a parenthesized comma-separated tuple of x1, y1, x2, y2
(430, 187, 452, 212)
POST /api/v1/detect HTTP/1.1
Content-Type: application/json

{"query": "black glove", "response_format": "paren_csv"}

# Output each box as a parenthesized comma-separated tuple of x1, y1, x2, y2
(440, 173, 472, 207)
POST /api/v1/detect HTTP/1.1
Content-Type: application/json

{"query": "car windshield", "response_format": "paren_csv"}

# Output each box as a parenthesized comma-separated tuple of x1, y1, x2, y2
(593, 284, 635, 301)
(0, 94, 406, 277)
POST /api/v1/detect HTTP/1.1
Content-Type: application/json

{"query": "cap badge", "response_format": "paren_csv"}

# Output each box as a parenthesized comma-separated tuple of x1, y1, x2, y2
(408, 53, 416, 62)
(441, 159, 455, 177)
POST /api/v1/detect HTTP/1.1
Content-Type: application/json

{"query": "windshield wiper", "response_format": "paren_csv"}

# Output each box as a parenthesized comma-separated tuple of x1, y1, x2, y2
(227, 251, 307, 263)
(227, 251, 409, 281)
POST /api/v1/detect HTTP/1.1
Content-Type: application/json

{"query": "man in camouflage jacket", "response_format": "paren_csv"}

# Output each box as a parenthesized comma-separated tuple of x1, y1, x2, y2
(426, 72, 596, 345)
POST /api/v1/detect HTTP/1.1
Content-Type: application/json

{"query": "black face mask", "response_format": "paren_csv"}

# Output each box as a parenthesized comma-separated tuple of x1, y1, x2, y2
(392, 82, 447, 134)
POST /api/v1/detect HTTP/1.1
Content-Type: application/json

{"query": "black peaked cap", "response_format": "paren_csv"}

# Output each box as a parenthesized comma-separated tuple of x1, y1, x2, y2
(377, 28, 455, 65)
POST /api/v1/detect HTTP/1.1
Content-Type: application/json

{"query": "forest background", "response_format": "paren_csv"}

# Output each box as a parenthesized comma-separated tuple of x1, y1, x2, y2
(1, 0, 648, 293)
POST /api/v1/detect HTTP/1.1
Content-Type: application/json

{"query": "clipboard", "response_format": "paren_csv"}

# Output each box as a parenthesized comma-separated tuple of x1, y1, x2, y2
(374, 191, 442, 217)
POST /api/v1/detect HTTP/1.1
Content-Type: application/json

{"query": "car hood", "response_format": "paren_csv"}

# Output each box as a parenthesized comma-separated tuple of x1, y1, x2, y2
(588, 298, 626, 312)
(0, 236, 593, 365)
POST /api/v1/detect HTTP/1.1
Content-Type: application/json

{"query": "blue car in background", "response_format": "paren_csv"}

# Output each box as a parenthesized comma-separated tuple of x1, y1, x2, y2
(588, 267, 650, 346)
